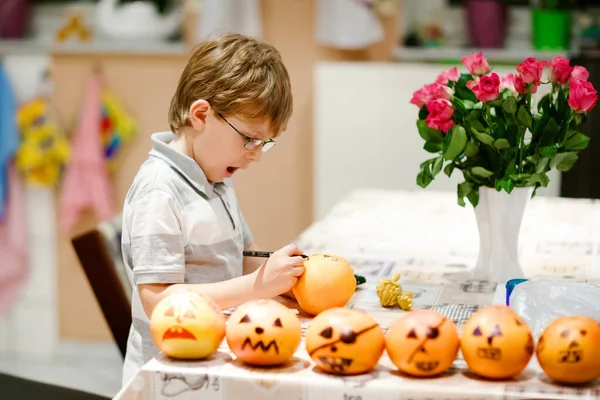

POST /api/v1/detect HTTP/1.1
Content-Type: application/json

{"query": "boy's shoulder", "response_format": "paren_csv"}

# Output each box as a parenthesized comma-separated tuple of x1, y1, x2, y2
(124, 156, 181, 204)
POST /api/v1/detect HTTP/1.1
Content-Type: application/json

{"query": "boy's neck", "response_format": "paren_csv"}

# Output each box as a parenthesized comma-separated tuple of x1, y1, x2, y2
(167, 129, 193, 158)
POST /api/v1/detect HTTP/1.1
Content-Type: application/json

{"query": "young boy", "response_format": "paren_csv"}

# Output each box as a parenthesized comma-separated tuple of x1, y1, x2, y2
(120, 33, 306, 385)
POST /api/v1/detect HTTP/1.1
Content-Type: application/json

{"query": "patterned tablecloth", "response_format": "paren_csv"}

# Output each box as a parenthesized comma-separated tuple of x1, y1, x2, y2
(115, 189, 600, 400)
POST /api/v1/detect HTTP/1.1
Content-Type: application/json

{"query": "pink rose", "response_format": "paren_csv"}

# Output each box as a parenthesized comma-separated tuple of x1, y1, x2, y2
(568, 79, 598, 113)
(436, 67, 460, 85)
(514, 74, 540, 94)
(410, 83, 452, 108)
(514, 75, 542, 94)
(516, 57, 547, 84)
(426, 99, 455, 133)
(499, 73, 517, 95)
(548, 56, 573, 85)
(571, 66, 590, 82)
(461, 52, 490, 76)
(467, 73, 500, 102)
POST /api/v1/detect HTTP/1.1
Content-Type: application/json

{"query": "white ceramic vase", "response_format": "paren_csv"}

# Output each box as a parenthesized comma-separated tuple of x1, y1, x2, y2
(96, 0, 182, 41)
(472, 186, 531, 282)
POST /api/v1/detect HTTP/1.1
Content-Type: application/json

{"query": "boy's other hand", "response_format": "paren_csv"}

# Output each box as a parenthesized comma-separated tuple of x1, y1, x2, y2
(254, 244, 305, 298)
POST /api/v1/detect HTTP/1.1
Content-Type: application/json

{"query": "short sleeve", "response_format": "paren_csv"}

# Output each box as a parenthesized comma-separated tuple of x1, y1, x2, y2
(125, 188, 185, 285)
(239, 209, 254, 247)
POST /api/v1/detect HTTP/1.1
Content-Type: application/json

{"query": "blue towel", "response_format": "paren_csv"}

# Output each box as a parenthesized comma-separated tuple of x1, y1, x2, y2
(0, 64, 18, 221)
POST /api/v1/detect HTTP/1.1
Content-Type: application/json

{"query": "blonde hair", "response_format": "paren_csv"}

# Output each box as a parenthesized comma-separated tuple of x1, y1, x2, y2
(168, 34, 293, 137)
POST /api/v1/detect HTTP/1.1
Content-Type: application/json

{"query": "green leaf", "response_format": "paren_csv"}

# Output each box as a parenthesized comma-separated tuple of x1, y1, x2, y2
(471, 166, 494, 178)
(443, 125, 468, 160)
(432, 156, 444, 176)
(457, 181, 474, 207)
(465, 140, 479, 157)
(540, 146, 558, 158)
(536, 157, 550, 174)
(537, 94, 551, 115)
(493, 138, 510, 150)
(550, 152, 579, 172)
(463, 100, 476, 110)
(471, 128, 495, 146)
(467, 188, 480, 207)
(455, 73, 478, 103)
(517, 105, 533, 130)
(539, 117, 560, 146)
(444, 162, 455, 177)
(416, 168, 433, 188)
(497, 178, 515, 194)
(511, 173, 532, 181)
(417, 120, 444, 143)
(423, 141, 443, 153)
(526, 172, 550, 187)
(565, 132, 591, 151)
(418, 105, 429, 120)
(494, 123, 507, 139)
(502, 96, 517, 114)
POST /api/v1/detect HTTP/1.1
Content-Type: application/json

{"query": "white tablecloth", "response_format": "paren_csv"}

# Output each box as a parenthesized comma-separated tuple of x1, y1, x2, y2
(115, 189, 600, 400)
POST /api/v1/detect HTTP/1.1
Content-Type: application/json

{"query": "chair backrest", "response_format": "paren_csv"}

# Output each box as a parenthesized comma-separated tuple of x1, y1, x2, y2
(72, 215, 131, 359)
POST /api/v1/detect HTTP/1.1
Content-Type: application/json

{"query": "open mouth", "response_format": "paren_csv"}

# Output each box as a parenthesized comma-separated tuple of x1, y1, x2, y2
(415, 361, 440, 372)
(163, 326, 196, 341)
(318, 356, 353, 373)
(226, 166, 238, 175)
(241, 337, 279, 354)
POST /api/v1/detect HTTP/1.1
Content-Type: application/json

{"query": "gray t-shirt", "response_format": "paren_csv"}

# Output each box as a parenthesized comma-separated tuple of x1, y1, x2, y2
(121, 131, 253, 386)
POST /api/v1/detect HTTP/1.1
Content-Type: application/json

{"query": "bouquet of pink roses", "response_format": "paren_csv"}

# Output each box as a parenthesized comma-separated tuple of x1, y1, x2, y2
(411, 52, 598, 207)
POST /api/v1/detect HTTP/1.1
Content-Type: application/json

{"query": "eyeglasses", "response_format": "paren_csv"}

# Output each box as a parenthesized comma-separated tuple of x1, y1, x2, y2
(218, 113, 276, 152)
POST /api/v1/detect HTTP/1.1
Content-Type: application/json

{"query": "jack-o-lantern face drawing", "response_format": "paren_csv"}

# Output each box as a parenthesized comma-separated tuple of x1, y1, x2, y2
(536, 315, 600, 384)
(386, 310, 460, 377)
(305, 307, 385, 375)
(461, 305, 533, 379)
(226, 299, 301, 366)
(150, 291, 225, 359)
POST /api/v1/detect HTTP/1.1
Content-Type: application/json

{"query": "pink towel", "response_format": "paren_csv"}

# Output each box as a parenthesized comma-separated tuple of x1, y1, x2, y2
(0, 163, 29, 314)
(58, 72, 114, 232)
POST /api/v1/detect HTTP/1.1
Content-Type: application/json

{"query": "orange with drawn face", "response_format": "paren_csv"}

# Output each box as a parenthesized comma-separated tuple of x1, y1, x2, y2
(226, 299, 302, 366)
(461, 305, 534, 379)
(386, 310, 460, 377)
(536, 315, 600, 384)
(305, 307, 385, 375)
(292, 254, 357, 316)
(150, 291, 225, 359)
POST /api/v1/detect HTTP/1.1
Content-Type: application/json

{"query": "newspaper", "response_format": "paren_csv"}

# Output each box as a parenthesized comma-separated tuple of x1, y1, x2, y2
(115, 189, 600, 400)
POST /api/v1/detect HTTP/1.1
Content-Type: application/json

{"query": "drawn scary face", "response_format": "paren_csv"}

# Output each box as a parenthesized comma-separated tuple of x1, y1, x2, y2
(305, 307, 385, 375)
(226, 299, 301, 366)
(461, 305, 533, 379)
(536, 315, 600, 384)
(386, 310, 460, 377)
(150, 291, 225, 359)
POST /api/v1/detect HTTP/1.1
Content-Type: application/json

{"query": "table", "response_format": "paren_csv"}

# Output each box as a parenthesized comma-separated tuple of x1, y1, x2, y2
(115, 189, 600, 400)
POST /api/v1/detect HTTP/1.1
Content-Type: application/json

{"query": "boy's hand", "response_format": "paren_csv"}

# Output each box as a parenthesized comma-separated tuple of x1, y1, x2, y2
(254, 244, 305, 298)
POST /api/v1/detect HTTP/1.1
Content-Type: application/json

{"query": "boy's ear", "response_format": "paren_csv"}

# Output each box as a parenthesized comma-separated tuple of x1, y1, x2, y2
(188, 100, 211, 132)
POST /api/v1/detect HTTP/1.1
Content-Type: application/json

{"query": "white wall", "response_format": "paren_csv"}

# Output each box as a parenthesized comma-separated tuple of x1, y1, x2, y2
(313, 61, 560, 220)
(0, 55, 58, 358)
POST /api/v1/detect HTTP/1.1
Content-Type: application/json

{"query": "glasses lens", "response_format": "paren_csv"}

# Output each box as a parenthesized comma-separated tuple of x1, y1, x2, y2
(261, 141, 276, 152)
(244, 139, 262, 151)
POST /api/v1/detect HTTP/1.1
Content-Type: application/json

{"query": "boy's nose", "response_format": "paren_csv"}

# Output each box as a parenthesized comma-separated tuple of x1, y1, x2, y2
(248, 148, 262, 162)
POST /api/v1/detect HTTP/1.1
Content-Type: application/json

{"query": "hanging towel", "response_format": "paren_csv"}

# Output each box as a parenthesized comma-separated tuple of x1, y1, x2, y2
(0, 63, 18, 220)
(197, 0, 262, 40)
(0, 163, 28, 315)
(315, 0, 384, 50)
(58, 72, 114, 232)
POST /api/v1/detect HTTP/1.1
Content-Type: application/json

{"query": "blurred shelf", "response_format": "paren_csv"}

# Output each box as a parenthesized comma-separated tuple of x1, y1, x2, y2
(0, 38, 189, 56)
(395, 46, 575, 64)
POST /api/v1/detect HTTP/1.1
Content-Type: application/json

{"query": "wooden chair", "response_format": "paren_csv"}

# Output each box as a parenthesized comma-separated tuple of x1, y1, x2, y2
(71, 215, 131, 359)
